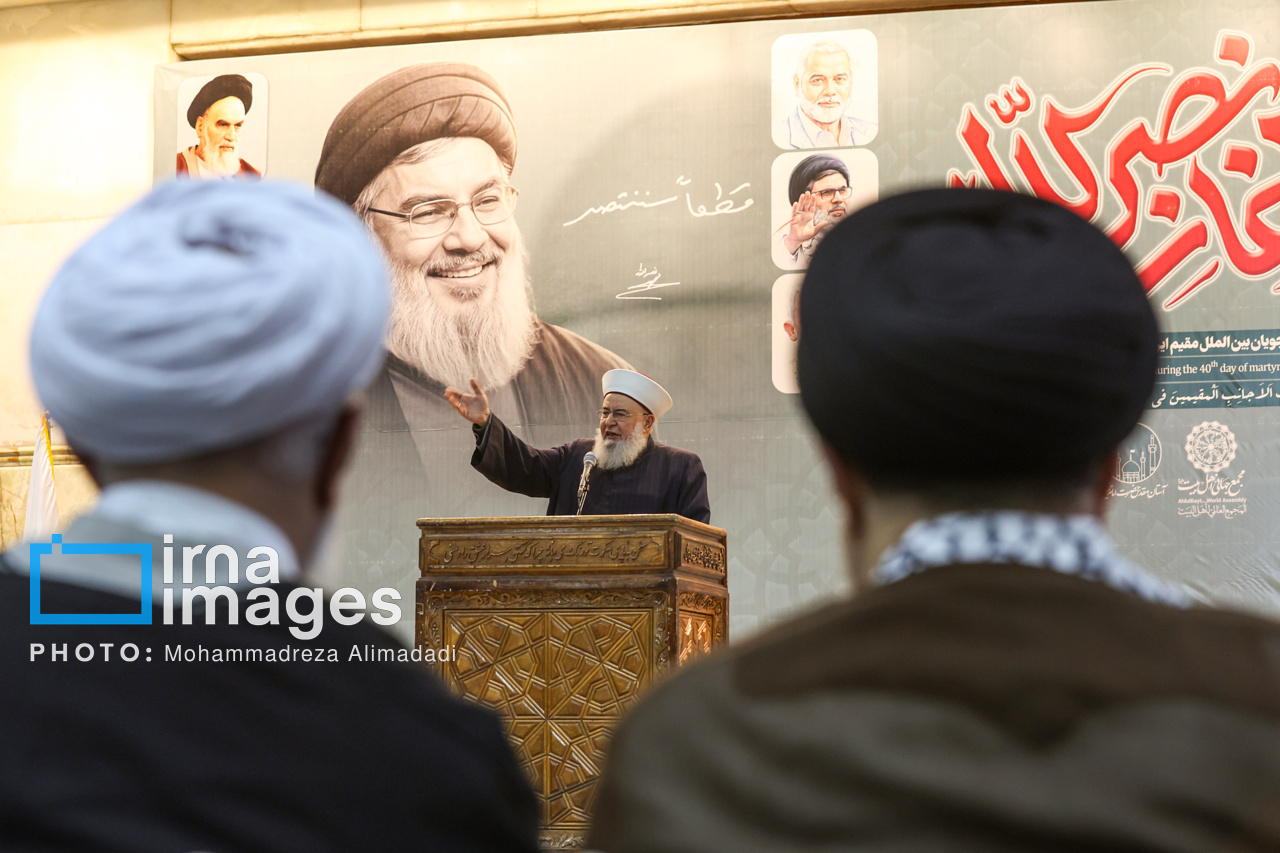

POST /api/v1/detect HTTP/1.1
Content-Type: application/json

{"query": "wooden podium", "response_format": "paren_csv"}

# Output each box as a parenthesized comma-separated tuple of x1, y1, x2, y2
(416, 514, 728, 850)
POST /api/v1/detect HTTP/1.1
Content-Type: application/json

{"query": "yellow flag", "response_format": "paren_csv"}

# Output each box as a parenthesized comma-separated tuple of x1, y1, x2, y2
(23, 413, 59, 541)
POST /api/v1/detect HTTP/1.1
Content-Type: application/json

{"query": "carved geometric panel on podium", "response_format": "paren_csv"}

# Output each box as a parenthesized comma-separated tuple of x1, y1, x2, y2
(505, 718, 546, 794)
(423, 589, 668, 840)
(448, 611, 547, 717)
(679, 611, 714, 664)
(545, 718, 616, 827)
(547, 610, 651, 717)
(678, 591, 727, 665)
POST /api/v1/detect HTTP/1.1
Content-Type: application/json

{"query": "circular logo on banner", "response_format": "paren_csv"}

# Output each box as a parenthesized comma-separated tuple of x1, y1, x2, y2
(1112, 423, 1162, 484)
(1185, 421, 1238, 474)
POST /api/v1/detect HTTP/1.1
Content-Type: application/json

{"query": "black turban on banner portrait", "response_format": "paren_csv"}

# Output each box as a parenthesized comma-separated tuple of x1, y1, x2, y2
(314, 62, 518, 207)
(187, 74, 254, 127)
(797, 188, 1158, 487)
(788, 154, 850, 204)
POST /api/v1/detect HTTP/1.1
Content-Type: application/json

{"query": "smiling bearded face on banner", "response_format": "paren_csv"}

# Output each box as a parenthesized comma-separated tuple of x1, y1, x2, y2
(358, 136, 535, 392)
(314, 62, 630, 435)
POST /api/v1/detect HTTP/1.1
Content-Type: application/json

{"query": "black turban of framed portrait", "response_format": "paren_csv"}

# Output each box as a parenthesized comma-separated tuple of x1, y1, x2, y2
(186, 74, 254, 127)
(314, 62, 518, 207)
(788, 154, 851, 205)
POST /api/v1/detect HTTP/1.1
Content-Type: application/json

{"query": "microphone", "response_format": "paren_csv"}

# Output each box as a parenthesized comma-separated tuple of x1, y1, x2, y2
(576, 452, 598, 515)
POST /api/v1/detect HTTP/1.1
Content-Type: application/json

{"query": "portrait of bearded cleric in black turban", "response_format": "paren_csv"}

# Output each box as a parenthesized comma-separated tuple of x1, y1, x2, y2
(314, 62, 633, 553)
(771, 149, 878, 270)
(176, 73, 267, 181)
(315, 62, 629, 431)
(315, 64, 630, 452)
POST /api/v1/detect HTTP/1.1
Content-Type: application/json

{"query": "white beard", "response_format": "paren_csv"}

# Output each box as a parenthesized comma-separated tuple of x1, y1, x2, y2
(592, 428, 649, 471)
(385, 239, 538, 390)
(800, 95, 844, 126)
(197, 145, 241, 176)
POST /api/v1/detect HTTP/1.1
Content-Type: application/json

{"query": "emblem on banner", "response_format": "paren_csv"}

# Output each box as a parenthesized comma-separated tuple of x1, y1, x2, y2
(1184, 420, 1237, 473)
(1177, 420, 1246, 518)
(1115, 424, 1163, 482)
(1107, 423, 1167, 499)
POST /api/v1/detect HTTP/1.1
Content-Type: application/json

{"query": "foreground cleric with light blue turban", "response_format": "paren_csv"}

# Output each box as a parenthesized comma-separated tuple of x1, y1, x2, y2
(30, 180, 390, 462)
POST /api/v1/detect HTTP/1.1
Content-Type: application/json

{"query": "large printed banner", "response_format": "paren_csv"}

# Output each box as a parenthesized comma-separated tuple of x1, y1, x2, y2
(156, 0, 1280, 641)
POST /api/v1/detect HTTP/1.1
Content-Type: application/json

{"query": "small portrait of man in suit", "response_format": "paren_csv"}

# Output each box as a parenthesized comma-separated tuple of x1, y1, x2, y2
(772, 31, 878, 150)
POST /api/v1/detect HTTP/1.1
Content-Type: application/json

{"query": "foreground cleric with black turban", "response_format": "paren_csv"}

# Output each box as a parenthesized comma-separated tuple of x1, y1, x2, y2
(314, 62, 631, 594)
(801, 190, 1156, 486)
(590, 190, 1280, 851)
(1, 180, 538, 851)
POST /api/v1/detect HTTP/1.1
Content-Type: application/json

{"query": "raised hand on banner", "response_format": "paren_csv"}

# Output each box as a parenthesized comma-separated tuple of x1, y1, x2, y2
(444, 379, 491, 426)
(783, 191, 833, 256)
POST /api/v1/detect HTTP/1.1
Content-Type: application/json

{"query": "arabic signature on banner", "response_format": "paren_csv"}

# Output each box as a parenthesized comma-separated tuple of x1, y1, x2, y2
(948, 31, 1280, 311)
(562, 176, 753, 227)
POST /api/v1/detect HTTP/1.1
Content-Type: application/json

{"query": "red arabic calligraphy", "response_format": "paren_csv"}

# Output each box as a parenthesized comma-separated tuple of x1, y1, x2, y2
(988, 78, 1033, 125)
(948, 31, 1280, 310)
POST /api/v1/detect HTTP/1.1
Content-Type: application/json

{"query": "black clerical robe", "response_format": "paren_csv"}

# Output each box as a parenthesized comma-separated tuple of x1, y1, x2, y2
(0, 535, 538, 852)
(472, 414, 711, 522)
(336, 319, 633, 595)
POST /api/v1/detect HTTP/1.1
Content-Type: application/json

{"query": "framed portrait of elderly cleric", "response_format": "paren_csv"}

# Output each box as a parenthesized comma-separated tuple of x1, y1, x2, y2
(155, 0, 1280, 651)
(175, 72, 268, 181)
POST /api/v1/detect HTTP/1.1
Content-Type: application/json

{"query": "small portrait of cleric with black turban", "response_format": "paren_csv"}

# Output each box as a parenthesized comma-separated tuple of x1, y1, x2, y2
(771, 149, 877, 270)
(176, 73, 266, 181)
(314, 62, 630, 455)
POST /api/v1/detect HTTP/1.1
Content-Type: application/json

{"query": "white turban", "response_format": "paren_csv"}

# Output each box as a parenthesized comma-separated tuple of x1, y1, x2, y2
(602, 369, 672, 418)
(30, 180, 390, 463)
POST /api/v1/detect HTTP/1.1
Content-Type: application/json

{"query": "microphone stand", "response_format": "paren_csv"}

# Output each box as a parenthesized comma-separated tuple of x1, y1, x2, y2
(576, 455, 596, 515)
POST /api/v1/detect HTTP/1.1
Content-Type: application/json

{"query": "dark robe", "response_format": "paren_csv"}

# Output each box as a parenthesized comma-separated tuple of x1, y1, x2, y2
(590, 563, 1280, 852)
(472, 413, 711, 523)
(336, 319, 632, 598)
(0, 539, 538, 852)
(379, 320, 631, 436)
